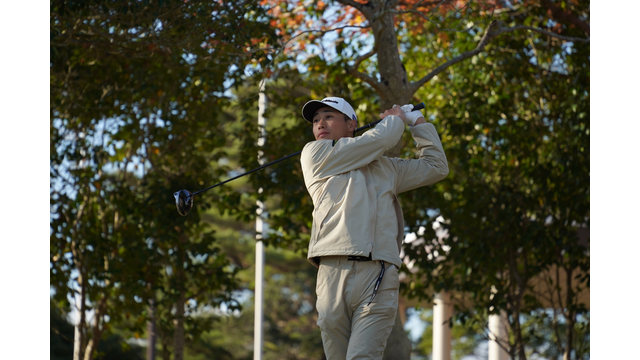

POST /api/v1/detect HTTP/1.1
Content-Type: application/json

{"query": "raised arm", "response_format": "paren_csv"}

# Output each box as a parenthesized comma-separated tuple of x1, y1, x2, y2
(301, 115, 404, 185)
(391, 122, 449, 194)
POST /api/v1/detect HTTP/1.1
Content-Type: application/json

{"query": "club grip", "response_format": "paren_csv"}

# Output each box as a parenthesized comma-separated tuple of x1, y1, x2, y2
(411, 102, 425, 112)
(355, 101, 425, 133)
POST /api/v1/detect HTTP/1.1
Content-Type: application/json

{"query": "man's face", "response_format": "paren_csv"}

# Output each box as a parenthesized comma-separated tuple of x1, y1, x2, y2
(312, 106, 356, 141)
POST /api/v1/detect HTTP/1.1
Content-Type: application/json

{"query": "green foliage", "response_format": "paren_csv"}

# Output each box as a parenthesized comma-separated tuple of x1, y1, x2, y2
(172, 83, 326, 360)
(51, 303, 75, 360)
(411, 308, 590, 360)
(412, 309, 484, 360)
(231, 3, 590, 359)
(50, 301, 145, 360)
(50, 0, 590, 358)
(401, 5, 590, 290)
(50, 0, 279, 358)
(401, 5, 590, 359)
(178, 244, 324, 360)
(520, 310, 590, 360)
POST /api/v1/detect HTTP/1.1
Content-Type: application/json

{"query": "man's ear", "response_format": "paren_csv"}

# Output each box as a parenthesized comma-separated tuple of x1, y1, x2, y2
(349, 119, 357, 131)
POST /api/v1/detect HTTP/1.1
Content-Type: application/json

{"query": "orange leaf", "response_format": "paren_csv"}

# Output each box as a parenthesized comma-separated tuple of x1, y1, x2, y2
(438, 32, 450, 44)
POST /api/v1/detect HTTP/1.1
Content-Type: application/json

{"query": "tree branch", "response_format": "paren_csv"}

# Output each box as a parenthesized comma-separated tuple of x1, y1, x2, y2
(397, 0, 454, 19)
(351, 67, 385, 94)
(397, 0, 449, 8)
(540, 0, 590, 36)
(285, 25, 370, 48)
(492, 24, 590, 43)
(350, 48, 376, 73)
(410, 20, 500, 92)
(347, 25, 385, 93)
(335, 0, 364, 11)
(410, 21, 589, 92)
(391, 0, 495, 32)
(83, 293, 109, 360)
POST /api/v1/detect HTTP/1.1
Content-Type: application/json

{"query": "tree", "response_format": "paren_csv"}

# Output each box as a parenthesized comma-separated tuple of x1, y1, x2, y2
(184, 246, 325, 360)
(51, 300, 146, 360)
(399, 10, 589, 358)
(50, 1, 278, 359)
(412, 308, 485, 360)
(174, 82, 326, 360)
(51, 0, 591, 358)
(230, 1, 589, 358)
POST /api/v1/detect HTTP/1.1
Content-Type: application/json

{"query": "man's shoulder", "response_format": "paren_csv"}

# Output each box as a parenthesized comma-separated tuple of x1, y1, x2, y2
(301, 140, 330, 169)
(302, 139, 334, 154)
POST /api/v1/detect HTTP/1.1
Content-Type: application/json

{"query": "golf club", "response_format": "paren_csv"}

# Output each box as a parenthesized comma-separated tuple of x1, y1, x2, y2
(174, 102, 426, 216)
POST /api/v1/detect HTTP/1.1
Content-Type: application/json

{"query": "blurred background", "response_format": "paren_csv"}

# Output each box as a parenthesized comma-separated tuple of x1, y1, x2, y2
(50, 1, 590, 359)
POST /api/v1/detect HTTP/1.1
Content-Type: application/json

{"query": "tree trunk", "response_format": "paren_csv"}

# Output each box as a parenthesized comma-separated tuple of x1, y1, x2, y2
(174, 237, 187, 360)
(173, 289, 185, 360)
(383, 311, 412, 360)
(147, 299, 157, 360)
(513, 309, 527, 360)
(73, 318, 84, 360)
(372, 5, 417, 158)
(161, 339, 171, 360)
(563, 267, 574, 360)
(83, 295, 108, 360)
(83, 338, 96, 360)
(73, 278, 87, 360)
(563, 315, 574, 360)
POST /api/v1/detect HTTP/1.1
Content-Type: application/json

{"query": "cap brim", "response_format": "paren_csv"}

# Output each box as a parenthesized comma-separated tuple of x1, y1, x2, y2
(302, 100, 334, 123)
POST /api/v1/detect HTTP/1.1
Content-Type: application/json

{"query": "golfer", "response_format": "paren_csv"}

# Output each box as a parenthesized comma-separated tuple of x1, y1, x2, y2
(299, 97, 449, 359)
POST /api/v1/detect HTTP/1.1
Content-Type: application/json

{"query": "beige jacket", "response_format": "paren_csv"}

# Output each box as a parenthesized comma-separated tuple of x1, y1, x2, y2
(300, 115, 449, 268)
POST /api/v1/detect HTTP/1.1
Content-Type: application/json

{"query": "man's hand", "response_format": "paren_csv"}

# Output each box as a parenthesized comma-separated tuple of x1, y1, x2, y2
(379, 105, 426, 126)
(379, 105, 410, 125)
(399, 104, 426, 126)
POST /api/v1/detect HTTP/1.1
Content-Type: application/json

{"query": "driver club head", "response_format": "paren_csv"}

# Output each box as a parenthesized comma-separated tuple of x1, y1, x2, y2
(174, 189, 194, 216)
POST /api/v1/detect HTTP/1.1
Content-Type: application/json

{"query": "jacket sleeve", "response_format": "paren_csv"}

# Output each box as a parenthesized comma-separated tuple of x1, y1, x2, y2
(300, 116, 404, 185)
(391, 122, 449, 194)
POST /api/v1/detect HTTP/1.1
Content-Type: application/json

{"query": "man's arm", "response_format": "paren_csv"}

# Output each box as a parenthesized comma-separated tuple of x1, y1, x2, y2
(391, 121, 449, 194)
(301, 115, 404, 183)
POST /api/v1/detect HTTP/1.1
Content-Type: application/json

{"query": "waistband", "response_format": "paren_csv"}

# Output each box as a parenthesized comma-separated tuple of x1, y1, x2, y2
(319, 254, 373, 265)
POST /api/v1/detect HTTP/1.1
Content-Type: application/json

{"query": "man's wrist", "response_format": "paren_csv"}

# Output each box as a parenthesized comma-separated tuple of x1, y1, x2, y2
(413, 117, 426, 125)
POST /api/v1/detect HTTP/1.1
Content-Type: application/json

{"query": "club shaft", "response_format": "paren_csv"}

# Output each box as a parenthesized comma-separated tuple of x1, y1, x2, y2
(192, 150, 302, 196)
(191, 102, 425, 196)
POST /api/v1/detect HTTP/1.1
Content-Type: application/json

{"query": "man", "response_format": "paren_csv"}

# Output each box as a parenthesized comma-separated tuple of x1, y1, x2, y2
(299, 96, 449, 360)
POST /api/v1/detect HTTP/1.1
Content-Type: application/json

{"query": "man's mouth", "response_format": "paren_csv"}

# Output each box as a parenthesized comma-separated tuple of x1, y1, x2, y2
(317, 132, 329, 137)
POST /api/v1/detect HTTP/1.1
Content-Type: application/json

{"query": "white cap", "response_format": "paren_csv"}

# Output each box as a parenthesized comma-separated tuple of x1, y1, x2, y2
(301, 97, 357, 123)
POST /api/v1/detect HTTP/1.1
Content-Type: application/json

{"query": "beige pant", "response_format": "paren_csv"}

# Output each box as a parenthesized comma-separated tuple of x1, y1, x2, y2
(316, 256, 399, 360)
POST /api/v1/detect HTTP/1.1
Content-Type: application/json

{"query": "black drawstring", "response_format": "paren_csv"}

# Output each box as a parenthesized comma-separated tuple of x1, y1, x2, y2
(367, 261, 386, 306)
